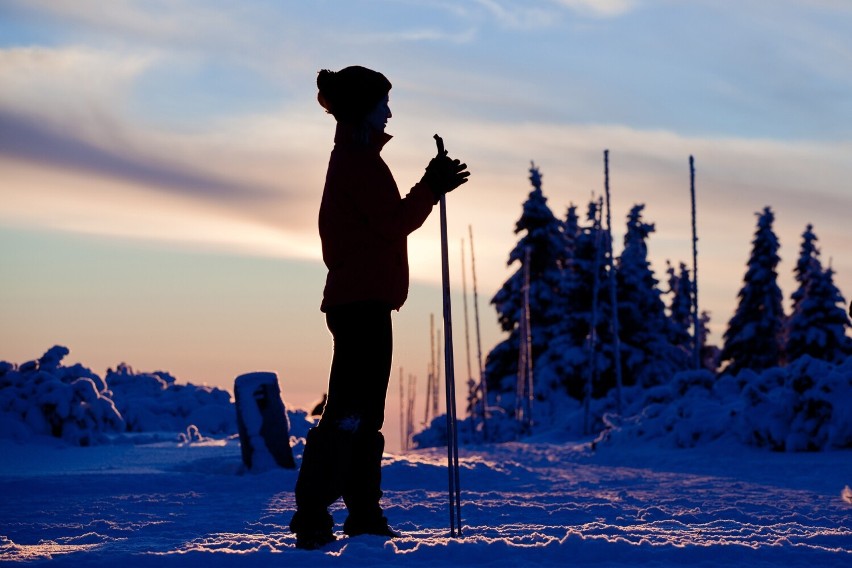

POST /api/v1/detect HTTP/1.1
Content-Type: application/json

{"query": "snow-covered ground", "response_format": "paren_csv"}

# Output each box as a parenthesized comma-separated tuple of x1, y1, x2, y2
(1, 347, 850, 565)
(1, 434, 849, 567)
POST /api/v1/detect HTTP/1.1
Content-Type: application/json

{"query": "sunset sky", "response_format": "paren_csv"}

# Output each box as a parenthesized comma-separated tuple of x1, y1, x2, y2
(2, 1, 851, 451)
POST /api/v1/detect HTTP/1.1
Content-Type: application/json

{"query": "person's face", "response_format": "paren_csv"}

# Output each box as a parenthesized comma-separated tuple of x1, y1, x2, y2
(365, 94, 391, 132)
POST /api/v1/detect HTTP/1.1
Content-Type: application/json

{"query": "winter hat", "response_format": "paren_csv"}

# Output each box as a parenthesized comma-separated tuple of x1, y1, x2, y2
(317, 66, 391, 123)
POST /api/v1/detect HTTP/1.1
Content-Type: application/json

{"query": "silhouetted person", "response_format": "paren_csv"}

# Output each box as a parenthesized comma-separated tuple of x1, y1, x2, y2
(289, 65, 469, 550)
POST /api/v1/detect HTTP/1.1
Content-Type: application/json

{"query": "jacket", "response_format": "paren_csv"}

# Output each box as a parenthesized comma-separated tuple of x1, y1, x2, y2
(319, 124, 435, 312)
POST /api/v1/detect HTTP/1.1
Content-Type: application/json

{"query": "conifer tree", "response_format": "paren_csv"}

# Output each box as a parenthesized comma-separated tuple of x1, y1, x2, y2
(615, 205, 686, 387)
(721, 207, 785, 374)
(786, 224, 852, 363)
(538, 198, 614, 400)
(665, 261, 720, 371)
(790, 224, 819, 316)
(698, 311, 720, 371)
(563, 204, 580, 270)
(666, 260, 693, 353)
(485, 164, 568, 410)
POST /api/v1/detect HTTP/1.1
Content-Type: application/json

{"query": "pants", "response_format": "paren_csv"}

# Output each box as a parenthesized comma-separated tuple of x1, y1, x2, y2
(291, 302, 393, 531)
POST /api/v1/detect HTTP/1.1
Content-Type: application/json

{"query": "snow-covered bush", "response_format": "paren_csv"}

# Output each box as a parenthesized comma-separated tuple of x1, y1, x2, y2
(0, 346, 238, 445)
(739, 356, 852, 451)
(597, 370, 738, 449)
(106, 363, 235, 435)
(0, 347, 124, 445)
(413, 406, 524, 448)
(597, 358, 852, 452)
(418, 352, 851, 453)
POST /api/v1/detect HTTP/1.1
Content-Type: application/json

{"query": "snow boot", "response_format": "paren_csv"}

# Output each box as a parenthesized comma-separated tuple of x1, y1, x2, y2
(294, 426, 350, 511)
(291, 426, 345, 550)
(342, 431, 398, 538)
(295, 529, 337, 550)
(290, 509, 336, 550)
(343, 513, 400, 539)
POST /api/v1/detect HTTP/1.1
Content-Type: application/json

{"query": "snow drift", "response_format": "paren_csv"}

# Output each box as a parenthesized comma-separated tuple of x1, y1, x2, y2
(416, 356, 852, 452)
(0, 346, 238, 445)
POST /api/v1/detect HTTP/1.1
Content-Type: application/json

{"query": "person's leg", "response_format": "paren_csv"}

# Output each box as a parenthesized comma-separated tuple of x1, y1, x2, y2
(290, 305, 360, 547)
(291, 302, 394, 545)
(337, 305, 396, 535)
(319, 302, 390, 430)
(289, 426, 337, 548)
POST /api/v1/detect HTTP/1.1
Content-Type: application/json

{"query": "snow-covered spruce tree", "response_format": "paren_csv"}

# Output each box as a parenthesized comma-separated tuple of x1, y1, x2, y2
(562, 204, 580, 268)
(666, 261, 693, 356)
(721, 207, 785, 374)
(791, 223, 819, 315)
(484, 163, 569, 416)
(615, 205, 687, 387)
(537, 198, 615, 402)
(664, 261, 720, 371)
(786, 224, 852, 363)
(698, 311, 720, 371)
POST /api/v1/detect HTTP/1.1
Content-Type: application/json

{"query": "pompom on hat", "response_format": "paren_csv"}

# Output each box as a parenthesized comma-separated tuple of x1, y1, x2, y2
(317, 66, 392, 123)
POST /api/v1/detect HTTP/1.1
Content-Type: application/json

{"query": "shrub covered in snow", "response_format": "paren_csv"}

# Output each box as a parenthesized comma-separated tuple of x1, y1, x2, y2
(416, 355, 852, 453)
(737, 356, 852, 451)
(595, 370, 738, 449)
(106, 363, 234, 435)
(597, 357, 852, 452)
(0, 346, 237, 445)
(0, 347, 124, 445)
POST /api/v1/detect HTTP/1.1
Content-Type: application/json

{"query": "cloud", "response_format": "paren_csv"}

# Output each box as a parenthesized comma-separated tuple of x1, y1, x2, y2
(0, 46, 288, 204)
(0, 46, 151, 121)
(0, 1, 316, 87)
(0, 156, 320, 261)
(472, 0, 635, 29)
(0, 45, 326, 255)
(3, 0, 260, 52)
(341, 27, 478, 45)
(551, 0, 637, 18)
(473, 0, 561, 30)
(0, 110, 273, 201)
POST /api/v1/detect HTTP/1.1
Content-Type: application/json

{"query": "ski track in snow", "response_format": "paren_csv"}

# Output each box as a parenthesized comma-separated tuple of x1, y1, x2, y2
(0, 440, 849, 566)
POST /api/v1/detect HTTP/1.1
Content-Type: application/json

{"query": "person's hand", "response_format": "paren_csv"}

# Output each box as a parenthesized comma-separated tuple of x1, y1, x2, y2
(422, 153, 470, 203)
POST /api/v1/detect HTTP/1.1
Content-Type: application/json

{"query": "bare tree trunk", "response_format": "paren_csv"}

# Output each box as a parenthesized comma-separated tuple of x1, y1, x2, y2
(469, 225, 488, 441)
(690, 156, 701, 370)
(604, 150, 623, 415)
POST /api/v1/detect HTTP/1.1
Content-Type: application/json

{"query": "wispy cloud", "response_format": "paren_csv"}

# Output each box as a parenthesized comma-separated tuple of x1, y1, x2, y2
(0, 111, 276, 201)
(473, 0, 561, 30)
(0, 46, 152, 123)
(0, 46, 277, 202)
(341, 27, 478, 45)
(472, 0, 635, 30)
(551, 0, 637, 18)
(3, 0, 262, 52)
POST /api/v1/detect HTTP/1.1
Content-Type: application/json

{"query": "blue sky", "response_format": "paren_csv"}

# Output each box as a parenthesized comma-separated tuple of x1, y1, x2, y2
(2, 1, 851, 450)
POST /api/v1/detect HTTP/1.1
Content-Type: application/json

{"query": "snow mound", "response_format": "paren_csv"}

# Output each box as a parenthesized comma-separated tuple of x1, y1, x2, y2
(0, 347, 124, 445)
(598, 356, 852, 451)
(105, 362, 235, 436)
(0, 346, 313, 447)
(415, 356, 852, 453)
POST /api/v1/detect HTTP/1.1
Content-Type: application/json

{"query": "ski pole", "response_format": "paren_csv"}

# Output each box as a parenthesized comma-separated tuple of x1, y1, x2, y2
(434, 133, 462, 537)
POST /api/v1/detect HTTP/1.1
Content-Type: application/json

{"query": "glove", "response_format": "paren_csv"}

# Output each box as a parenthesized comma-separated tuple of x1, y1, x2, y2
(422, 153, 470, 203)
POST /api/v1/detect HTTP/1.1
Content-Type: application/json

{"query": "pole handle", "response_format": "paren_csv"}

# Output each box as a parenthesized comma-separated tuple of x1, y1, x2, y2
(434, 133, 445, 155)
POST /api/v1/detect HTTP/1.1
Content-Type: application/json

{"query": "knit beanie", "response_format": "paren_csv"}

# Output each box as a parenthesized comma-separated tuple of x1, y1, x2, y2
(317, 66, 392, 123)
